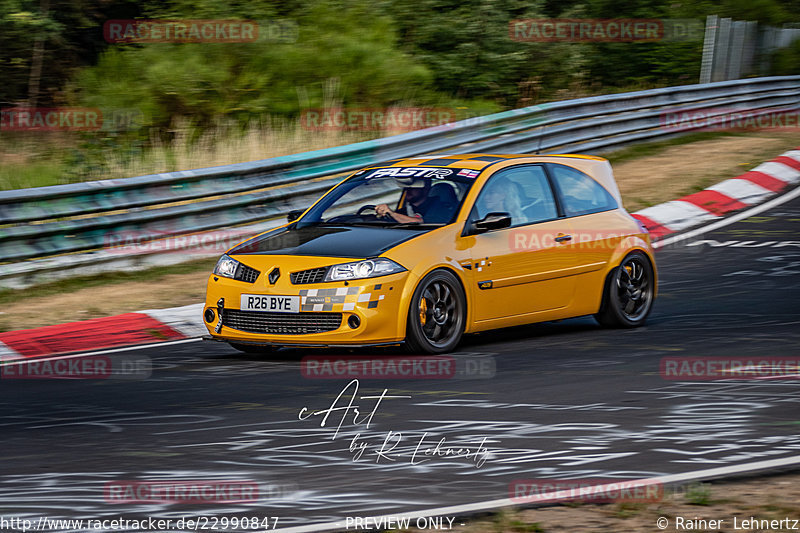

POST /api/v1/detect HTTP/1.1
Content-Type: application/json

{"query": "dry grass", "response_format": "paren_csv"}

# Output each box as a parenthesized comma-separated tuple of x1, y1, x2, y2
(0, 270, 210, 331)
(437, 472, 800, 533)
(611, 130, 799, 212)
(108, 120, 374, 178)
(0, 120, 375, 189)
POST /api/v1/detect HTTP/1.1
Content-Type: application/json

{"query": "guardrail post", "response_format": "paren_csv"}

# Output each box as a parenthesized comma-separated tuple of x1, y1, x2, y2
(700, 15, 718, 84)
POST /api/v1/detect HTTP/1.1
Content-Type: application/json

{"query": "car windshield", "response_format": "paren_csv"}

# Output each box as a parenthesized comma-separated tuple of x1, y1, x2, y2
(296, 166, 478, 228)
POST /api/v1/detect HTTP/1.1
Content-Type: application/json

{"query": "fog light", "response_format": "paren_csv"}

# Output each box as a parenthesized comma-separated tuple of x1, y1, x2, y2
(347, 315, 361, 329)
(204, 308, 216, 323)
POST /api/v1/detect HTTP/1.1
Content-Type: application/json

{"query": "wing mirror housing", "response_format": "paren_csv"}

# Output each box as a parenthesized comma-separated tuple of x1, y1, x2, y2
(287, 209, 305, 223)
(470, 212, 512, 234)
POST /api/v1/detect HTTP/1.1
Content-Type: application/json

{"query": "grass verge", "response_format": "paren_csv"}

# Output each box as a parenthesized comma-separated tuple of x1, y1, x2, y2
(0, 258, 215, 332)
(604, 130, 756, 165)
(398, 471, 800, 532)
(0, 257, 215, 309)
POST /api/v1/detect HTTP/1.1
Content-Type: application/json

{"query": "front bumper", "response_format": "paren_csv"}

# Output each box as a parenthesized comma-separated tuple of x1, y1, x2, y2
(203, 270, 410, 346)
(202, 335, 402, 349)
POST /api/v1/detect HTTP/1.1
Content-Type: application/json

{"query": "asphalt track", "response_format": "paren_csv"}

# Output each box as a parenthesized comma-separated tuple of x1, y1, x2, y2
(1, 190, 800, 532)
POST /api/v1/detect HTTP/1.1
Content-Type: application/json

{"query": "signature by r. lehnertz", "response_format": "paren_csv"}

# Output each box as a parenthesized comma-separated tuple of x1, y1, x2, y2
(299, 379, 491, 468)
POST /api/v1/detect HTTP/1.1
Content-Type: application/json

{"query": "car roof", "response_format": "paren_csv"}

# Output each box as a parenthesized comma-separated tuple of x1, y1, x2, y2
(370, 153, 606, 170)
(362, 153, 621, 204)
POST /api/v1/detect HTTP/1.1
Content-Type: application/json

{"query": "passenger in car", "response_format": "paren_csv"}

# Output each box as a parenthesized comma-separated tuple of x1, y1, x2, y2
(480, 177, 527, 224)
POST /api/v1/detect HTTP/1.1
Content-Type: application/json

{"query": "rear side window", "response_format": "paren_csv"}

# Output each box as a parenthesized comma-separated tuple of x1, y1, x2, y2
(548, 163, 618, 217)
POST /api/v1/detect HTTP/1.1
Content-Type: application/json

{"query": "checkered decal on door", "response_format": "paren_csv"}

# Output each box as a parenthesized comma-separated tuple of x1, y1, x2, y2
(298, 284, 387, 312)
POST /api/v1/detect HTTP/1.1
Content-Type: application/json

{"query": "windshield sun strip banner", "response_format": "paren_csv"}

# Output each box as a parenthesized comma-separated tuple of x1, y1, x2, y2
(357, 167, 465, 180)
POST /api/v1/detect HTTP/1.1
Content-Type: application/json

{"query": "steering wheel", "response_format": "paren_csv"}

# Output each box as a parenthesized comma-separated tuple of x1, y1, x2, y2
(357, 204, 378, 216)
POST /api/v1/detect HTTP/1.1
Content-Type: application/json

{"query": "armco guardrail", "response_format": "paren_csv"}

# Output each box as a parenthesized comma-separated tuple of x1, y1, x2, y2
(1, 76, 799, 287)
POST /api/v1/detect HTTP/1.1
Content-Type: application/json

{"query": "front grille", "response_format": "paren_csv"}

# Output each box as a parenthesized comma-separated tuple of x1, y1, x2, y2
(223, 310, 342, 335)
(290, 267, 328, 284)
(235, 264, 260, 283)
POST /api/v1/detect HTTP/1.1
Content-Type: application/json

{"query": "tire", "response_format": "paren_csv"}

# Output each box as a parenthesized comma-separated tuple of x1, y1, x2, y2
(405, 269, 466, 354)
(229, 342, 278, 354)
(594, 251, 655, 328)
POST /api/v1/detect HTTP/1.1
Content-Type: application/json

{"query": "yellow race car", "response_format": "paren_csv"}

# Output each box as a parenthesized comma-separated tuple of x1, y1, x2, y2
(203, 154, 656, 354)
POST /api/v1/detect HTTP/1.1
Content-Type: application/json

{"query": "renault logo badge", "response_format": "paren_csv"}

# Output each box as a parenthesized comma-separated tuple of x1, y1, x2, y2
(268, 267, 280, 284)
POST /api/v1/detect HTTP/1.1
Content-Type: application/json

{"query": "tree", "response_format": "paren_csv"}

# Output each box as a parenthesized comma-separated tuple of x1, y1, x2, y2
(74, 0, 435, 130)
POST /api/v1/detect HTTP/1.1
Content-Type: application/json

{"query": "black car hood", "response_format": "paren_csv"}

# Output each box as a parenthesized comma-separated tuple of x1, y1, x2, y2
(228, 225, 427, 258)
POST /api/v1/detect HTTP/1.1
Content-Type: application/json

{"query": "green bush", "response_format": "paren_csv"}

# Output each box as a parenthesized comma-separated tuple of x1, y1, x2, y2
(73, 0, 437, 131)
(771, 38, 800, 75)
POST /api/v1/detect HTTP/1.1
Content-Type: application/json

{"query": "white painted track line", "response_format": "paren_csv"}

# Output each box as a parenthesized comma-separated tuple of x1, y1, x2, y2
(0, 337, 202, 366)
(272, 455, 800, 532)
(656, 184, 800, 248)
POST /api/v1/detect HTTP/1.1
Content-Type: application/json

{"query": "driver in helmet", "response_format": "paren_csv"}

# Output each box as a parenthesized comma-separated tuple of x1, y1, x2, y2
(376, 178, 438, 223)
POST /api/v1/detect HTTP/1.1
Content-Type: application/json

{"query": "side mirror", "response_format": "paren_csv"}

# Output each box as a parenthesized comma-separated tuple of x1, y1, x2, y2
(470, 212, 512, 234)
(287, 209, 305, 223)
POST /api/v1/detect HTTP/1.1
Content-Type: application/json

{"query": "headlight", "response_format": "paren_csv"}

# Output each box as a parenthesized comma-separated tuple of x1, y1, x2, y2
(214, 254, 240, 279)
(325, 258, 406, 281)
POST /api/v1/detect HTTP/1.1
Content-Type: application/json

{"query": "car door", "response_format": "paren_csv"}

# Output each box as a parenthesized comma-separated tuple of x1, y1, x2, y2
(546, 163, 623, 282)
(459, 164, 578, 324)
